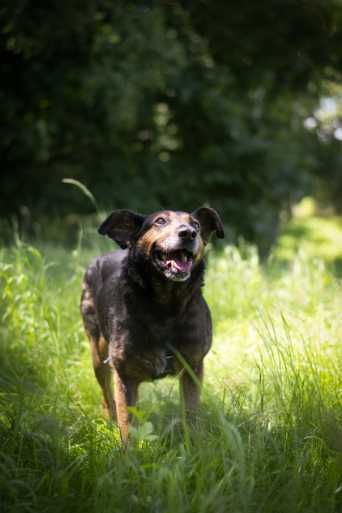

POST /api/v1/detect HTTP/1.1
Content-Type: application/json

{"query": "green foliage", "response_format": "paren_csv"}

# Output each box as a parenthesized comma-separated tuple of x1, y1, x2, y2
(1, 1, 342, 252)
(0, 213, 341, 512)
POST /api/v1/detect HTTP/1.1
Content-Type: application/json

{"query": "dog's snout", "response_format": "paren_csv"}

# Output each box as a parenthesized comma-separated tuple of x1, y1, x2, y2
(178, 225, 197, 240)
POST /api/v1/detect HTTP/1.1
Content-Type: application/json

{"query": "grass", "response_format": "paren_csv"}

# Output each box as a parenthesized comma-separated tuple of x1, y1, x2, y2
(0, 204, 341, 513)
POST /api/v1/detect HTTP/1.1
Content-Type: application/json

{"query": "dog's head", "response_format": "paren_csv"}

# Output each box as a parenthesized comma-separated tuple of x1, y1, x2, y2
(98, 207, 224, 282)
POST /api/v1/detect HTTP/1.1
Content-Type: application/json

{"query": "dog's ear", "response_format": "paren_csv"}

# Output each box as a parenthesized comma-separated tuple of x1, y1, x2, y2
(98, 210, 145, 249)
(192, 207, 224, 243)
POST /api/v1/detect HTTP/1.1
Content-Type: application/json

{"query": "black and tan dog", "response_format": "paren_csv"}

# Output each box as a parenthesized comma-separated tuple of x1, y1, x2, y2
(80, 207, 224, 441)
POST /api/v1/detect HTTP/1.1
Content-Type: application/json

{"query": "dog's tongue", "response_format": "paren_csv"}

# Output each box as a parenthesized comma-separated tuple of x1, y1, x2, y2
(167, 255, 192, 274)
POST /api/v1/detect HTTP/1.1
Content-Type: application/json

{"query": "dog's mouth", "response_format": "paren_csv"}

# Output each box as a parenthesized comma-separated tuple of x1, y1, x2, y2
(153, 248, 194, 282)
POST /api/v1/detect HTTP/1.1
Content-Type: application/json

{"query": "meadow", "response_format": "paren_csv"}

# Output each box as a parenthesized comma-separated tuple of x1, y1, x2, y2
(0, 203, 341, 513)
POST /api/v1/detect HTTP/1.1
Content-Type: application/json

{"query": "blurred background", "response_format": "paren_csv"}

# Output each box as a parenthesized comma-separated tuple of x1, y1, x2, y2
(1, 0, 342, 255)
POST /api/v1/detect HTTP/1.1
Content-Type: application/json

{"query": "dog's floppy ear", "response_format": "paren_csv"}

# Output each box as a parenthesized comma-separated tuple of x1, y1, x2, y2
(192, 206, 224, 243)
(98, 210, 145, 249)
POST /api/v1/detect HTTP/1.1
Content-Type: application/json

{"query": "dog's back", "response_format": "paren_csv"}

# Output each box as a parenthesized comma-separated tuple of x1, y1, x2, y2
(83, 249, 127, 297)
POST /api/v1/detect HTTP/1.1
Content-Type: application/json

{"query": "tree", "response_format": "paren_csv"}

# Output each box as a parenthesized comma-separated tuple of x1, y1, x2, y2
(1, 1, 341, 251)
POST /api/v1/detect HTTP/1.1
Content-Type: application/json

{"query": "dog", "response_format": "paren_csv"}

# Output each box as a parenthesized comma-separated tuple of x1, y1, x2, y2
(80, 207, 224, 441)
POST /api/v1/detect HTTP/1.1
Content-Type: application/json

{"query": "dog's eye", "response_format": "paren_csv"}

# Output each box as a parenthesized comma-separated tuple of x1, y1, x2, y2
(154, 217, 167, 226)
(192, 221, 200, 232)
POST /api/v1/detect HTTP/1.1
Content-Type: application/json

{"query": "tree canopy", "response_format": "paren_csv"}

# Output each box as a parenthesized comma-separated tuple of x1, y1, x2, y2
(1, 1, 341, 251)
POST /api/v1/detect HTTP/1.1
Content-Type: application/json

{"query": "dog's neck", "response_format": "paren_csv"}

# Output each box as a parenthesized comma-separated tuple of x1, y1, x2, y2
(126, 251, 205, 312)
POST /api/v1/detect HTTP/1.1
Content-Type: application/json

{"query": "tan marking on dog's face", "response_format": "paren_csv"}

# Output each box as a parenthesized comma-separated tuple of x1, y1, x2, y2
(135, 211, 205, 281)
(136, 211, 204, 260)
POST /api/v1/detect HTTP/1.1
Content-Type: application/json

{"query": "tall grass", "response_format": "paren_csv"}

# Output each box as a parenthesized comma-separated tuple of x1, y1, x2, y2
(0, 216, 341, 513)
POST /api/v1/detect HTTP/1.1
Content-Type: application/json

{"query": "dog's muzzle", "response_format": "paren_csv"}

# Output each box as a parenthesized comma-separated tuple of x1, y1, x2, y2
(153, 247, 196, 282)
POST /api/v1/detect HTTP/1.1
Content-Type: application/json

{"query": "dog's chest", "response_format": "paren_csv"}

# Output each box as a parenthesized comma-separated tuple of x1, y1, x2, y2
(110, 315, 191, 380)
(106, 286, 210, 381)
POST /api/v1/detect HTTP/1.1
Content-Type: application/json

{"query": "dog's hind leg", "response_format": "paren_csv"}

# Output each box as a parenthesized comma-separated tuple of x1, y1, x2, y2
(114, 370, 138, 443)
(89, 335, 116, 420)
(81, 283, 115, 419)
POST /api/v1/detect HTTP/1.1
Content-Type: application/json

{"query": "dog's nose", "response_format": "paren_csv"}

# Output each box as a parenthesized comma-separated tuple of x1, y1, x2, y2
(178, 225, 197, 240)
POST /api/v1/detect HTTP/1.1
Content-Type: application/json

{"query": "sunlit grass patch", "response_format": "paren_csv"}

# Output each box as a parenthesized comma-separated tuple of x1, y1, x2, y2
(275, 197, 342, 271)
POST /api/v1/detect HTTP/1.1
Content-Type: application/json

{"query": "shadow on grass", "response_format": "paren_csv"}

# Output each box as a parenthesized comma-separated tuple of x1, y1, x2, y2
(0, 339, 47, 399)
(1, 367, 341, 513)
(0, 344, 97, 513)
(330, 256, 342, 278)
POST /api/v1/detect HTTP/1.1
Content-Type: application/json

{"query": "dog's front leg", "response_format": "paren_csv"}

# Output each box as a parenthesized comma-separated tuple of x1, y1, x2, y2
(179, 360, 203, 417)
(114, 369, 138, 443)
